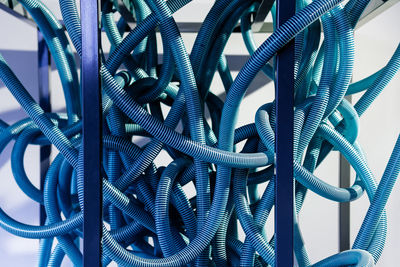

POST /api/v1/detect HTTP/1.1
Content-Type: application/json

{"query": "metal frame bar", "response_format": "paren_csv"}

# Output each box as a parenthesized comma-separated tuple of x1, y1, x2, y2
(81, 0, 102, 265)
(37, 30, 51, 226)
(0, 0, 34, 26)
(252, 0, 275, 32)
(356, 0, 399, 28)
(339, 95, 352, 251)
(339, 154, 351, 251)
(275, 0, 295, 264)
(2, 0, 398, 33)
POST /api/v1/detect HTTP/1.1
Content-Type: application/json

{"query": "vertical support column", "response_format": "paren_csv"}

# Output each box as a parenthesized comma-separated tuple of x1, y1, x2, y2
(81, 0, 102, 266)
(339, 96, 352, 251)
(339, 155, 351, 251)
(37, 30, 51, 226)
(275, 0, 295, 265)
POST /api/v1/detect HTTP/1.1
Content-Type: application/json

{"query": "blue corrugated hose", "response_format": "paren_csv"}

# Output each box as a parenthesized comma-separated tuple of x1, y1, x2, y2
(0, 0, 399, 266)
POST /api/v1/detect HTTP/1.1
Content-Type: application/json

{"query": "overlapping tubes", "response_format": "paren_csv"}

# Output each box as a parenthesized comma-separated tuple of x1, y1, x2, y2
(0, 0, 399, 266)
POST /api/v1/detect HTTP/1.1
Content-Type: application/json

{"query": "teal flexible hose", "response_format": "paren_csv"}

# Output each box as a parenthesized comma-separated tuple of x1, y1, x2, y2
(310, 249, 374, 266)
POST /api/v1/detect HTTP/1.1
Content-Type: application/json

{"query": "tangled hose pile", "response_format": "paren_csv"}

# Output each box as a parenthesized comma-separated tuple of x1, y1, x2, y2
(0, 0, 400, 266)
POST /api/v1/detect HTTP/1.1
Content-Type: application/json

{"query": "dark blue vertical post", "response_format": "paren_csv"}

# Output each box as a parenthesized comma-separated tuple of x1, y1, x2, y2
(38, 30, 51, 226)
(81, 0, 102, 265)
(339, 96, 352, 252)
(339, 154, 351, 251)
(275, 0, 295, 265)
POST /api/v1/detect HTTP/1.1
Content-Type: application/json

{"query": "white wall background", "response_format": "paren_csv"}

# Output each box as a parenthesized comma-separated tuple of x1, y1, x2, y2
(0, 1, 399, 266)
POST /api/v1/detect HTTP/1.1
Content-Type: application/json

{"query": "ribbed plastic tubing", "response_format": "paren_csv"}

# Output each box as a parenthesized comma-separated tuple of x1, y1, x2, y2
(0, 0, 399, 266)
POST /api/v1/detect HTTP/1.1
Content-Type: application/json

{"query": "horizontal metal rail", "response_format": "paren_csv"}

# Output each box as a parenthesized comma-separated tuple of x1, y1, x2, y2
(2, 0, 398, 32)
